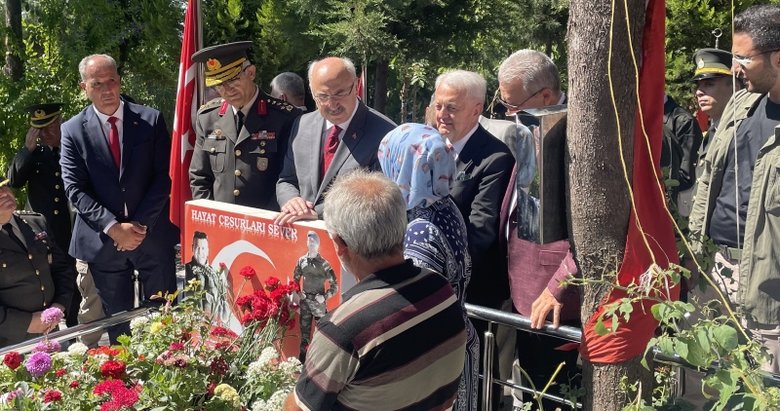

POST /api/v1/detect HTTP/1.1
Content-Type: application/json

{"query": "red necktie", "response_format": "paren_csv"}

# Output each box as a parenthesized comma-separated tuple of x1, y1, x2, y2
(107, 116, 121, 169)
(321, 125, 341, 179)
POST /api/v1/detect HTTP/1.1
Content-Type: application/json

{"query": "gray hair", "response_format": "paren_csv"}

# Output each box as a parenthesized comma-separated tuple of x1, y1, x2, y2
(78, 54, 118, 81)
(434, 70, 487, 105)
(307, 57, 357, 84)
(270, 72, 305, 100)
(323, 170, 406, 260)
(498, 49, 560, 94)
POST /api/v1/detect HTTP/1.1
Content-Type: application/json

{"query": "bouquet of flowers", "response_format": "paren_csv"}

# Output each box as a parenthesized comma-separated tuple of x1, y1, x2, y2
(0, 267, 301, 410)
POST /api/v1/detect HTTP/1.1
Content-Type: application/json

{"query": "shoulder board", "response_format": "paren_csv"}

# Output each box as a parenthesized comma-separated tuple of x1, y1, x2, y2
(198, 98, 224, 113)
(266, 96, 298, 114)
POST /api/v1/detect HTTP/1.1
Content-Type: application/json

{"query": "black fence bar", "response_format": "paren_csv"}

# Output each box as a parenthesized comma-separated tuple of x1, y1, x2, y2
(465, 303, 780, 411)
(0, 308, 151, 356)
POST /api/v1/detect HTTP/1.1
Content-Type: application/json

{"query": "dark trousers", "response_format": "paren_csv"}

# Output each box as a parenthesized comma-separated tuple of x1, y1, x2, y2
(90, 242, 176, 343)
(515, 324, 581, 410)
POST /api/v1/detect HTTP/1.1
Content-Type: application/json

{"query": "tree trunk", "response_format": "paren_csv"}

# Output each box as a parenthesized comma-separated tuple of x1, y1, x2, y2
(567, 0, 652, 409)
(373, 59, 388, 114)
(3, 0, 23, 80)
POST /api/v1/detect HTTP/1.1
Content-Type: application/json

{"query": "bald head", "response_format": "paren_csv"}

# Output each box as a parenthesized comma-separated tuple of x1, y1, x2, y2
(308, 57, 358, 124)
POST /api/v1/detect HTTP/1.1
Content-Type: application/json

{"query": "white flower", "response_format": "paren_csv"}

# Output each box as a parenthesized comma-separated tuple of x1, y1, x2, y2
(251, 399, 268, 411)
(130, 316, 150, 330)
(258, 347, 278, 367)
(267, 389, 291, 410)
(279, 357, 301, 376)
(67, 342, 88, 356)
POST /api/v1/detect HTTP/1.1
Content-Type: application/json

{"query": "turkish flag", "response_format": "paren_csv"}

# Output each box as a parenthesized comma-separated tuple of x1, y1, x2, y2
(169, 0, 200, 239)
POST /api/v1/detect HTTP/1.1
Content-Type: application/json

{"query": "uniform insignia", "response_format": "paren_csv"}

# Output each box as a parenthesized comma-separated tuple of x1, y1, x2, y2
(697, 57, 705, 68)
(206, 58, 222, 71)
(251, 131, 276, 140)
(257, 157, 269, 171)
(219, 101, 229, 117)
(258, 99, 268, 116)
(34, 231, 47, 241)
(207, 129, 225, 140)
(33, 109, 47, 119)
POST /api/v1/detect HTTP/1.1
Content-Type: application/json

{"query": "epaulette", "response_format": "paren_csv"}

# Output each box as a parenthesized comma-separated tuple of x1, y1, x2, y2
(266, 96, 298, 114)
(198, 98, 224, 114)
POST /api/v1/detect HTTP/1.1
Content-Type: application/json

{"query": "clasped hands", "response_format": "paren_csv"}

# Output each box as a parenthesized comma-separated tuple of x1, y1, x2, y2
(108, 221, 147, 252)
(274, 197, 318, 225)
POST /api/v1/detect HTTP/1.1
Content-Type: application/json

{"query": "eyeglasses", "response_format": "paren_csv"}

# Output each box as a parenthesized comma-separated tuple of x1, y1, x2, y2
(214, 66, 248, 91)
(314, 82, 355, 103)
(498, 88, 547, 113)
(733, 49, 780, 67)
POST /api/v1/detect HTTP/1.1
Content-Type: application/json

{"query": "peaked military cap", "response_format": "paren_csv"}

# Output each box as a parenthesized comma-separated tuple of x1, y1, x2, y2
(27, 103, 63, 128)
(192, 41, 252, 87)
(692, 48, 733, 81)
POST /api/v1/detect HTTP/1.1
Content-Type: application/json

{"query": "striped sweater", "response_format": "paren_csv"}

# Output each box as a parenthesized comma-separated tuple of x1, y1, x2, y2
(293, 259, 467, 411)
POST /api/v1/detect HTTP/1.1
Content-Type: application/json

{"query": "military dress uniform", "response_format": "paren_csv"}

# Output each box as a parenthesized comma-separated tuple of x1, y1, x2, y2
(7, 145, 72, 253)
(0, 211, 76, 347)
(190, 94, 300, 210)
(293, 253, 337, 360)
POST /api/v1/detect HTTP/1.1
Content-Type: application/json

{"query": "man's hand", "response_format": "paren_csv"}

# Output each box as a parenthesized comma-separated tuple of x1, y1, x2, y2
(24, 127, 40, 152)
(275, 197, 317, 225)
(27, 311, 56, 334)
(108, 222, 147, 251)
(530, 288, 563, 329)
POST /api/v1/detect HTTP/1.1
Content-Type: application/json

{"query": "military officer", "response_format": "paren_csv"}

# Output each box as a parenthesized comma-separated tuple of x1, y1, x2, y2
(6, 103, 79, 327)
(293, 231, 337, 362)
(0, 179, 76, 347)
(189, 41, 302, 210)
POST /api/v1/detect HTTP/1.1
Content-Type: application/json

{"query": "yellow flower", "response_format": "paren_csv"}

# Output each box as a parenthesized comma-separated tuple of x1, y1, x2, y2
(214, 383, 241, 408)
(149, 321, 163, 333)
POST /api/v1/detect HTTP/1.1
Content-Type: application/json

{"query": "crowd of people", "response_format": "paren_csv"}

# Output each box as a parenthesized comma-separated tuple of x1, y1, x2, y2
(1, 3, 779, 410)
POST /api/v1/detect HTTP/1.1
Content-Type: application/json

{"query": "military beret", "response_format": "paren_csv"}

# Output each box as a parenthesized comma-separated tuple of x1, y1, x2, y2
(27, 103, 63, 128)
(692, 48, 733, 81)
(192, 41, 252, 87)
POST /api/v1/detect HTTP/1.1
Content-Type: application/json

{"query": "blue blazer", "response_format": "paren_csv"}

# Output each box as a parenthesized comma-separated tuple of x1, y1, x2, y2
(60, 102, 178, 263)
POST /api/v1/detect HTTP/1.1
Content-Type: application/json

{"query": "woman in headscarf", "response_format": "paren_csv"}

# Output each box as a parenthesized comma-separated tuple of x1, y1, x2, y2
(378, 123, 478, 411)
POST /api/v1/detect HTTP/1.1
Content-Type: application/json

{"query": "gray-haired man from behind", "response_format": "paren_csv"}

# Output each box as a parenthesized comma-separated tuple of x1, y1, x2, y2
(270, 72, 307, 111)
(284, 170, 466, 411)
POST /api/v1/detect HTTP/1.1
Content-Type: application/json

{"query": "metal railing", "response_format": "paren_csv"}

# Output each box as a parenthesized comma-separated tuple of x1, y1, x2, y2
(465, 303, 780, 411)
(0, 308, 151, 356)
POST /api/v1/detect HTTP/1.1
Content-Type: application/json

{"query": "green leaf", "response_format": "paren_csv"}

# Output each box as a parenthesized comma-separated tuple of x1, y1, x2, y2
(712, 324, 739, 351)
(594, 317, 609, 336)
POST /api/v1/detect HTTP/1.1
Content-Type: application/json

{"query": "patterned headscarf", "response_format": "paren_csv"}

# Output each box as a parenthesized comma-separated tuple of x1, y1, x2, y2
(378, 123, 456, 210)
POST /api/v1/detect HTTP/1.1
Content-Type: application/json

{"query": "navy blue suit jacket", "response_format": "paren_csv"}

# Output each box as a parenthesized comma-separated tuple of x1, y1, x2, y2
(60, 102, 178, 263)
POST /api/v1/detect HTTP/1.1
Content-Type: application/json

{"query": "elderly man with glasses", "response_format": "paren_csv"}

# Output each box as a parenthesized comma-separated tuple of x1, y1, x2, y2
(190, 41, 302, 210)
(688, 4, 780, 374)
(275, 57, 396, 224)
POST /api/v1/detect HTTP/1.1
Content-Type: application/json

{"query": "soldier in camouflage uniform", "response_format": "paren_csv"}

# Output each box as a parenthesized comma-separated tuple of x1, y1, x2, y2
(293, 231, 337, 361)
(190, 41, 302, 210)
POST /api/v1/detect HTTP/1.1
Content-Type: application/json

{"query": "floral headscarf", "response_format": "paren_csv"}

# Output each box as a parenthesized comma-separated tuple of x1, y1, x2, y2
(378, 123, 456, 210)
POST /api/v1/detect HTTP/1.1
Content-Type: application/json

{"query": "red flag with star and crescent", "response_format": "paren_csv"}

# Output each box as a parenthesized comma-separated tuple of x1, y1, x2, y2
(169, 0, 200, 239)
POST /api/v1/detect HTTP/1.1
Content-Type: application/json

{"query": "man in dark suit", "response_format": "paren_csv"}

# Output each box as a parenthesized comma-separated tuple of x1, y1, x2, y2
(190, 42, 301, 210)
(275, 57, 396, 224)
(7, 103, 80, 326)
(0, 180, 75, 348)
(432, 69, 513, 409)
(60, 54, 179, 342)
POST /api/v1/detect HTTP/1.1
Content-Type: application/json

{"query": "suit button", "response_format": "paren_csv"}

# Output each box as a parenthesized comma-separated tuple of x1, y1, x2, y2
(40, 285, 45, 291)
(55, 172, 60, 177)
(210, 147, 216, 153)
(54, 184, 60, 189)
(233, 189, 240, 196)
(35, 269, 40, 276)
(28, 254, 33, 260)
(260, 149, 266, 154)
(260, 141, 266, 146)
(2, 263, 5, 268)
(122, 188, 126, 192)
(235, 149, 241, 156)
(234, 170, 241, 177)
(54, 197, 60, 202)
(54, 210, 59, 215)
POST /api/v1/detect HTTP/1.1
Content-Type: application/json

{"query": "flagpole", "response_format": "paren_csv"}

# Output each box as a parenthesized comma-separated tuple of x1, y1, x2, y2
(196, 0, 204, 107)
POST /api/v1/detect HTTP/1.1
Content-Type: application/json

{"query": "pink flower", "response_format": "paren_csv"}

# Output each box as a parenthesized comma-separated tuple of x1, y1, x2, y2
(40, 307, 64, 327)
(25, 352, 52, 377)
(33, 339, 61, 354)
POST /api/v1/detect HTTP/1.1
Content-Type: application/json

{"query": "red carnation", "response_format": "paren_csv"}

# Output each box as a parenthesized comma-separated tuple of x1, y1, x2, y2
(69, 380, 80, 389)
(239, 265, 257, 279)
(100, 360, 126, 379)
(209, 357, 229, 375)
(3, 352, 22, 370)
(55, 368, 67, 377)
(168, 342, 185, 351)
(265, 276, 281, 290)
(43, 389, 62, 403)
